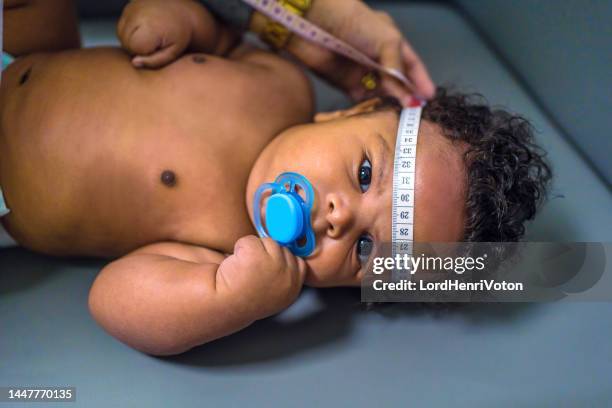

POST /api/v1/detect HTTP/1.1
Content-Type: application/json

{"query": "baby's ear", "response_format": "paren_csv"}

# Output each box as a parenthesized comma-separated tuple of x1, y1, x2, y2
(314, 98, 383, 122)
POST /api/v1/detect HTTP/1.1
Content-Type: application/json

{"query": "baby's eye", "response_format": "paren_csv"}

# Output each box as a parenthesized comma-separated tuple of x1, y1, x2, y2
(356, 235, 373, 265)
(358, 158, 372, 192)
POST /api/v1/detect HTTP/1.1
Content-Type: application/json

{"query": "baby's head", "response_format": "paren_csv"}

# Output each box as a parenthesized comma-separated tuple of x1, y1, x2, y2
(246, 89, 551, 287)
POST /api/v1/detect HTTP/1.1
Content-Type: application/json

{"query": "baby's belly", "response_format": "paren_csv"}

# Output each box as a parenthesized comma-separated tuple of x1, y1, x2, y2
(0, 47, 308, 256)
(0, 57, 246, 256)
(1, 137, 254, 256)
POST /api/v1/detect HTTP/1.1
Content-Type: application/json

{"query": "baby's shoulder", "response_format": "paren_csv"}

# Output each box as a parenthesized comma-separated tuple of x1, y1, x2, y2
(229, 44, 314, 122)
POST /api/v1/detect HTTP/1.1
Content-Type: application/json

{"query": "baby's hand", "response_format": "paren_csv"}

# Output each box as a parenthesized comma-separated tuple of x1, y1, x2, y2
(117, 0, 195, 68)
(217, 236, 307, 320)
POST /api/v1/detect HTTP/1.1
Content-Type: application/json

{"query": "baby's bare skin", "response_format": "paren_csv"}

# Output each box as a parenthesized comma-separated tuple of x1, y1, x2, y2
(0, 0, 464, 356)
(0, 47, 313, 256)
(0, 0, 319, 356)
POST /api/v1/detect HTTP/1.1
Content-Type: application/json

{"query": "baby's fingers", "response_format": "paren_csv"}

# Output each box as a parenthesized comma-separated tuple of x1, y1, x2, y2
(293, 256, 308, 287)
(127, 22, 163, 56)
(281, 247, 307, 285)
(132, 42, 183, 69)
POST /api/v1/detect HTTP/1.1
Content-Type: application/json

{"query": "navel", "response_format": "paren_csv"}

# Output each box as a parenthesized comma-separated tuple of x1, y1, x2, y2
(160, 170, 177, 187)
(192, 55, 206, 64)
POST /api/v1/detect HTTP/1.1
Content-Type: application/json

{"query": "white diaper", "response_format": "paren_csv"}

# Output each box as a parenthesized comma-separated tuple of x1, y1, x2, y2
(0, 187, 17, 248)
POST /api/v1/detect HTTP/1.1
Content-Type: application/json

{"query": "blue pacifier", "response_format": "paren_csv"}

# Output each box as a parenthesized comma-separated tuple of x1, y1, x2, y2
(253, 172, 316, 257)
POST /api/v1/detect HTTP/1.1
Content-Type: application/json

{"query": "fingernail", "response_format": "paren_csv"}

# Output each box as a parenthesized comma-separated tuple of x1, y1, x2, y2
(415, 96, 427, 107)
(403, 96, 417, 107)
(404, 95, 426, 108)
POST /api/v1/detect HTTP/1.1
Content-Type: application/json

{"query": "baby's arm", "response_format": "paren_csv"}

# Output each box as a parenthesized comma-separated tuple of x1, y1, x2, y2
(3, 0, 80, 56)
(117, 0, 239, 68)
(88, 236, 306, 356)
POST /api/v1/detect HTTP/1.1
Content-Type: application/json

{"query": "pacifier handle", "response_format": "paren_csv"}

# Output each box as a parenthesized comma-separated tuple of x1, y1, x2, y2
(253, 173, 317, 257)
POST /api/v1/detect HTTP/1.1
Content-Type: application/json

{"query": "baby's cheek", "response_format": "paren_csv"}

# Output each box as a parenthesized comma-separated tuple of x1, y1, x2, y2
(303, 253, 347, 286)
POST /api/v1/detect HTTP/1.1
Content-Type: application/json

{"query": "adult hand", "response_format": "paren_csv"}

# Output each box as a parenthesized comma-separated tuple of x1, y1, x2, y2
(283, 0, 435, 106)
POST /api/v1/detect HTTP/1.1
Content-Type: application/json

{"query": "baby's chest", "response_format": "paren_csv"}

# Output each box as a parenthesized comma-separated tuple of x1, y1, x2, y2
(159, 140, 258, 253)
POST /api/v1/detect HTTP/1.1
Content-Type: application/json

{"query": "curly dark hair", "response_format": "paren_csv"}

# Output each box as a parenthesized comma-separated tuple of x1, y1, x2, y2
(421, 88, 551, 242)
(377, 88, 551, 242)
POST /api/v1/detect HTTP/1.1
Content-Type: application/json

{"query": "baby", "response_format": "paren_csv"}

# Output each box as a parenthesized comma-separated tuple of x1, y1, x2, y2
(0, 0, 550, 355)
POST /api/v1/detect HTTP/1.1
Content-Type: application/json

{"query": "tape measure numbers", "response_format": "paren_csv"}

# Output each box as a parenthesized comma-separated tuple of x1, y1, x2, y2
(391, 107, 422, 279)
(242, 0, 423, 277)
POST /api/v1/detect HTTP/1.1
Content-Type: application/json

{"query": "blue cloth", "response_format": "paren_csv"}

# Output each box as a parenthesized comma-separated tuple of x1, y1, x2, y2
(0, 54, 16, 247)
(0, 53, 9, 216)
(1, 53, 13, 217)
(0, 187, 8, 217)
(2, 52, 14, 71)
(0, 55, 14, 247)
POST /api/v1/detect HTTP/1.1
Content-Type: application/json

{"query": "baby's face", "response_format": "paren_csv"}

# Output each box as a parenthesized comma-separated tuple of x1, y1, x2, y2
(246, 100, 468, 287)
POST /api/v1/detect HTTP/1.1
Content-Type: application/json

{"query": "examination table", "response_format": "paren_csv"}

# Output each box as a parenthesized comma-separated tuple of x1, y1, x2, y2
(1, 1, 611, 406)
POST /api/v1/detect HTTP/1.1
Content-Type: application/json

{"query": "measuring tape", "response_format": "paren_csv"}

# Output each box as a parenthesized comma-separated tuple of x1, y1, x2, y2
(391, 107, 422, 279)
(242, 0, 415, 92)
(242, 0, 423, 277)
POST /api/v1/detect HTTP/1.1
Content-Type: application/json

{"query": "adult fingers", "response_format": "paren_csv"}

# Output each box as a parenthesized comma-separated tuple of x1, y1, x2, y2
(401, 41, 436, 99)
(379, 37, 425, 105)
(292, 39, 368, 95)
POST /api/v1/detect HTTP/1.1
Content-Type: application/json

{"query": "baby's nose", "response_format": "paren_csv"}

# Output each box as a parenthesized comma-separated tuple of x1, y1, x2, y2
(315, 193, 354, 239)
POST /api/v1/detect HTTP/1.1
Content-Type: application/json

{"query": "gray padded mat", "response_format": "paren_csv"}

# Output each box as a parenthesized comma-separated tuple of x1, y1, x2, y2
(2, 3, 611, 407)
